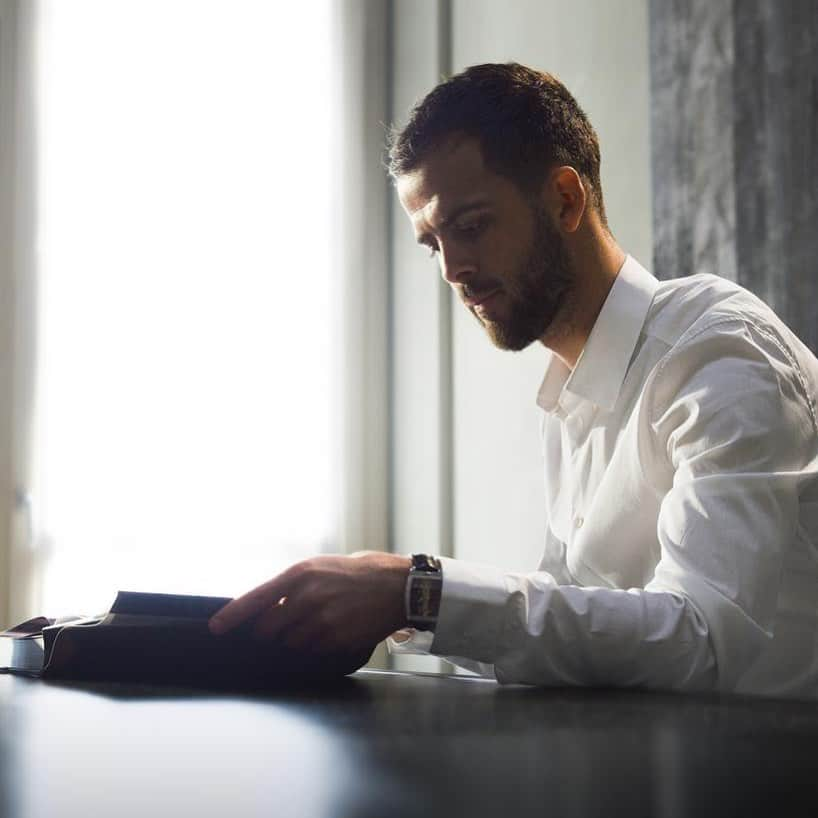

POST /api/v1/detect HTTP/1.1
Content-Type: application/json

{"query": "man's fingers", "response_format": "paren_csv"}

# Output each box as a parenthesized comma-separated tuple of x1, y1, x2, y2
(208, 574, 290, 635)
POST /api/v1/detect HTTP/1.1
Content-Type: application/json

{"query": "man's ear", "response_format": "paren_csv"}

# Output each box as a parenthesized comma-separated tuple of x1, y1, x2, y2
(543, 166, 586, 233)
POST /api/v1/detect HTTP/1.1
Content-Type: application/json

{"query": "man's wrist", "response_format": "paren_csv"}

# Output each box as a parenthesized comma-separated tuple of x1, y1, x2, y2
(382, 553, 413, 633)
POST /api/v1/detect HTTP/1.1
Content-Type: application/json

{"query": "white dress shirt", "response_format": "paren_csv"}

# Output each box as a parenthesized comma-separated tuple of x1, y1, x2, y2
(390, 255, 818, 699)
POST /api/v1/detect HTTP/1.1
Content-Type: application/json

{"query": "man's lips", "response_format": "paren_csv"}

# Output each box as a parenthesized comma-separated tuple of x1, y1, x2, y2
(463, 287, 502, 307)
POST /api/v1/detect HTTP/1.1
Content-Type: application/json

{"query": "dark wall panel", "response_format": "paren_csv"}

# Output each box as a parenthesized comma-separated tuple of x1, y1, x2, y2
(650, 0, 818, 352)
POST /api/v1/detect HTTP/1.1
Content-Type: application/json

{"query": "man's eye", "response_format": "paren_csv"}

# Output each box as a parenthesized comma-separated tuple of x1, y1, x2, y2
(456, 219, 484, 236)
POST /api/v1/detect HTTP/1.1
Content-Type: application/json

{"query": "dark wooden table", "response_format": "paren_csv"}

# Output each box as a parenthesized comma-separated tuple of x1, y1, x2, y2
(1, 669, 818, 817)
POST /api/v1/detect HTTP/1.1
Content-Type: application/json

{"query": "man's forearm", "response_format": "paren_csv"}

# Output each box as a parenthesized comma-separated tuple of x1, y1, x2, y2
(428, 558, 719, 692)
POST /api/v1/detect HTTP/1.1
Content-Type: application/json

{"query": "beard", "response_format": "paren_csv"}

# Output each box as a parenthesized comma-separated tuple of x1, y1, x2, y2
(475, 206, 575, 352)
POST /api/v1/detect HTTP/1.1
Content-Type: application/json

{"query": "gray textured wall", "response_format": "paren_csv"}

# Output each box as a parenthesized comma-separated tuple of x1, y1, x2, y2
(650, 0, 818, 352)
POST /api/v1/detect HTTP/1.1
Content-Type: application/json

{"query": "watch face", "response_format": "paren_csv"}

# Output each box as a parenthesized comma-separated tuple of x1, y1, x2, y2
(409, 576, 442, 620)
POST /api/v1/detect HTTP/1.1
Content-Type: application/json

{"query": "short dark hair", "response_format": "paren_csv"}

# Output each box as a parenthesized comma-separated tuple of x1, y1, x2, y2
(387, 62, 608, 227)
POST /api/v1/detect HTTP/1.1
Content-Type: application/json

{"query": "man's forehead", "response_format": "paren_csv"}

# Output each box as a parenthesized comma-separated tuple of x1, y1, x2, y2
(396, 137, 492, 225)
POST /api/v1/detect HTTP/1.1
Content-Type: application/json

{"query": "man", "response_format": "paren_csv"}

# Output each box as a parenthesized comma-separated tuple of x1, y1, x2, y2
(210, 63, 818, 699)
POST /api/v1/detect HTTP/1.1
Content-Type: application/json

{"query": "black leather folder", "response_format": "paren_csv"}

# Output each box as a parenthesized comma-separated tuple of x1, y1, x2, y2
(1, 591, 371, 689)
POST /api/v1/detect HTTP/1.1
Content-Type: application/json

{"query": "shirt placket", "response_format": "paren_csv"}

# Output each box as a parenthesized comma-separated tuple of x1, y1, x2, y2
(562, 399, 595, 540)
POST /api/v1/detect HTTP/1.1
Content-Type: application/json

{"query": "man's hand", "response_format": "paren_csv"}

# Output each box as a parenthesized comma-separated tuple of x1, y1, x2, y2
(208, 552, 412, 657)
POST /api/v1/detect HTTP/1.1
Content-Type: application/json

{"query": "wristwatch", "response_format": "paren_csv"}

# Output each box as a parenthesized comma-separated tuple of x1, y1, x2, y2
(405, 554, 443, 631)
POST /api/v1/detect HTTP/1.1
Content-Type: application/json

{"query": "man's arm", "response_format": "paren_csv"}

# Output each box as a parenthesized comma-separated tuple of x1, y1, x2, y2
(429, 319, 816, 693)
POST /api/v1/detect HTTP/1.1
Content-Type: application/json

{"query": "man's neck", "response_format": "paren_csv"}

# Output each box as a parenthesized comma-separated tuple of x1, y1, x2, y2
(541, 233, 626, 369)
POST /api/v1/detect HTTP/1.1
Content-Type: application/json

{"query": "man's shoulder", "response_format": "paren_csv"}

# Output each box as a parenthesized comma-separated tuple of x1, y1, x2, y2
(640, 272, 818, 428)
(645, 272, 775, 349)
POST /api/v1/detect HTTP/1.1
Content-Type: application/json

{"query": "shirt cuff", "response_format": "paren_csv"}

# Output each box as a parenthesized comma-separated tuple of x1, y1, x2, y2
(429, 556, 510, 664)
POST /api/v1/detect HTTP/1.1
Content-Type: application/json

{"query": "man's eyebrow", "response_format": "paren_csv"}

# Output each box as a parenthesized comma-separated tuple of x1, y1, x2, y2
(415, 200, 491, 244)
(439, 200, 491, 226)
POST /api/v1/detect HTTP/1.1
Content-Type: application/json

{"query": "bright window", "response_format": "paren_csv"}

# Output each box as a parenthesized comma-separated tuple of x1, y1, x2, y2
(33, 0, 337, 614)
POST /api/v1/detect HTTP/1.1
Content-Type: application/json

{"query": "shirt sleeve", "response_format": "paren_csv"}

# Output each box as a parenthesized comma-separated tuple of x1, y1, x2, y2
(429, 557, 717, 690)
(642, 318, 815, 690)
(424, 318, 816, 693)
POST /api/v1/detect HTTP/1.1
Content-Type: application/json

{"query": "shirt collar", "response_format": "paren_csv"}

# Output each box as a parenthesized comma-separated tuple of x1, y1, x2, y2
(536, 254, 659, 415)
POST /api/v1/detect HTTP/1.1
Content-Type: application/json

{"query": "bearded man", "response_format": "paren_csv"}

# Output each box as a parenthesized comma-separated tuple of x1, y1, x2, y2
(210, 63, 818, 700)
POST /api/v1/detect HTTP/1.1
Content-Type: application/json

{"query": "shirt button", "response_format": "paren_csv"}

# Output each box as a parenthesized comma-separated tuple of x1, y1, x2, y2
(574, 516, 584, 529)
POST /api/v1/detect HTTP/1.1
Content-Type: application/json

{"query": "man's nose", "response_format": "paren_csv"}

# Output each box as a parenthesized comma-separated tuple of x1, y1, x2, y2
(438, 245, 476, 286)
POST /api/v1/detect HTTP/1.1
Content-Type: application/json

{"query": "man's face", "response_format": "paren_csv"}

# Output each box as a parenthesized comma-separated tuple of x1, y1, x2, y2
(396, 137, 575, 351)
